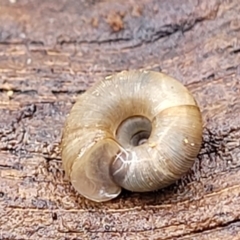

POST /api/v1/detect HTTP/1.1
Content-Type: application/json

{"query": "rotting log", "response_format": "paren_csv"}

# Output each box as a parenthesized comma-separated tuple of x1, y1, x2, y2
(0, 0, 240, 239)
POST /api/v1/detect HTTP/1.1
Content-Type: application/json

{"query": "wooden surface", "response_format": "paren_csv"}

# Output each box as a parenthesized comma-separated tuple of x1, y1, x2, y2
(0, 0, 240, 239)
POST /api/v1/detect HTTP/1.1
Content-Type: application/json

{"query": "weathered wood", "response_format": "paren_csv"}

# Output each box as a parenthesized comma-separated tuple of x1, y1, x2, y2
(0, 0, 240, 239)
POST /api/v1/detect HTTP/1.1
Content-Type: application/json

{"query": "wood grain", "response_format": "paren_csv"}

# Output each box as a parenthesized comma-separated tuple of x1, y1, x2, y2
(0, 0, 240, 239)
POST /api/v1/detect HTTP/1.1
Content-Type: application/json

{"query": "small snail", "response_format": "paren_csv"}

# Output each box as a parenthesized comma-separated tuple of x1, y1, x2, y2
(61, 70, 202, 202)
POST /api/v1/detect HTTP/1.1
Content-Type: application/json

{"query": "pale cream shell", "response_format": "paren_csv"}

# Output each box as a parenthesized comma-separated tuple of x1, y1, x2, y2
(61, 70, 203, 202)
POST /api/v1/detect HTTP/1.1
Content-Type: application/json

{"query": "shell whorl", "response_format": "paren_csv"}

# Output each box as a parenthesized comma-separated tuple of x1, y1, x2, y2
(61, 70, 203, 202)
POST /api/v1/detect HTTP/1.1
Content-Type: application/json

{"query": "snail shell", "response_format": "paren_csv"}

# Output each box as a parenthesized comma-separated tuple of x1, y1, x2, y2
(61, 70, 203, 202)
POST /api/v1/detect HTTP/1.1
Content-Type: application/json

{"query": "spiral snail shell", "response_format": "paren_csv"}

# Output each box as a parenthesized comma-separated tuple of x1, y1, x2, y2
(61, 70, 202, 202)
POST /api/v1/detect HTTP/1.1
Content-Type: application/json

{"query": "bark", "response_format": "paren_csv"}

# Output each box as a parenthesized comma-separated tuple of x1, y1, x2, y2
(0, 0, 240, 239)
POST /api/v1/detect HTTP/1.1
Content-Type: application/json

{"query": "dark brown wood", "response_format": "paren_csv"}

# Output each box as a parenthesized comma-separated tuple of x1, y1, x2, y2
(0, 0, 240, 239)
